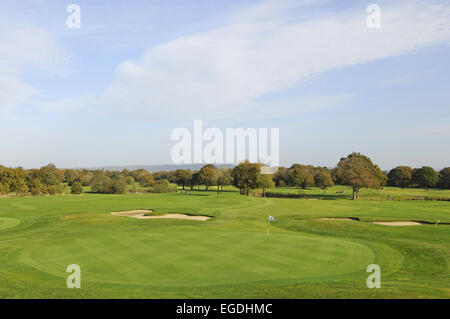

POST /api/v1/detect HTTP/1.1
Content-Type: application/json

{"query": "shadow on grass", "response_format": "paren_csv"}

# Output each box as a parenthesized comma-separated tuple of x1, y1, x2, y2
(169, 193, 209, 197)
(265, 192, 349, 200)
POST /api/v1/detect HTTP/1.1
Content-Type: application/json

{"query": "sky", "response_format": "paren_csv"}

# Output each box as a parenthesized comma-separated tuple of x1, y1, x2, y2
(0, 0, 449, 170)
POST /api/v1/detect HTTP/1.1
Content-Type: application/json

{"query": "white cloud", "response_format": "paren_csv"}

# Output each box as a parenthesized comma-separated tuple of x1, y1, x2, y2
(0, 18, 72, 117)
(0, 75, 39, 118)
(47, 0, 450, 120)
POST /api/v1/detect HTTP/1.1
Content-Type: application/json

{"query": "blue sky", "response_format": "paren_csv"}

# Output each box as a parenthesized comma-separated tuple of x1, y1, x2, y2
(0, 0, 449, 170)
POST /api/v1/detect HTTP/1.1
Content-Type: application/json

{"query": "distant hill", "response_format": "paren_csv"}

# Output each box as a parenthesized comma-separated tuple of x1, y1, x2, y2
(75, 163, 235, 172)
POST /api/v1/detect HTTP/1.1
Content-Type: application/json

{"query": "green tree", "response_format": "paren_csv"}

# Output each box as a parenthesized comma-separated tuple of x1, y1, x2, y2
(387, 166, 413, 189)
(91, 174, 108, 193)
(333, 152, 386, 200)
(174, 169, 192, 190)
(45, 185, 63, 195)
(131, 169, 147, 184)
(289, 165, 314, 189)
(258, 174, 274, 197)
(216, 168, 232, 194)
(412, 166, 439, 190)
(0, 167, 14, 195)
(39, 164, 63, 186)
(0, 167, 28, 195)
(199, 164, 218, 191)
(151, 179, 173, 193)
(90, 172, 126, 194)
(152, 170, 176, 183)
(125, 176, 135, 185)
(232, 161, 261, 195)
(273, 166, 289, 187)
(13, 179, 29, 196)
(189, 172, 201, 190)
(101, 179, 126, 194)
(0, 181, 10, 195)
(438, 167, 450, 189)
(73, 170, 91, 186)
(110, 180, 126, 194)
(27, 178, 44, 195)
(314, 169, 334, 191)
(140, 172, 155, 187)
(64, 169, 80, 186)
(11, 168, 28, 195)
(71, 182, 83, 194)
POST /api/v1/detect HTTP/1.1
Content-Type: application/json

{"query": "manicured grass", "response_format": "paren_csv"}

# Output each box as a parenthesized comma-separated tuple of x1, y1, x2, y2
(0, 187, 449, 298)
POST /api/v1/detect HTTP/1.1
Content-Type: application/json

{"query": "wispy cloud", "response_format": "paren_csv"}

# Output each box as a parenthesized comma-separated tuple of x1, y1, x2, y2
(43, 0, 450, 121)
(0, 16, 73, 117)
(0, 75, 39, 118)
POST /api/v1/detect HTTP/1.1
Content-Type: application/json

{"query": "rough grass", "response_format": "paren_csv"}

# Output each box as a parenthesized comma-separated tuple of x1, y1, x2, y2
(0, 186, 449, 298)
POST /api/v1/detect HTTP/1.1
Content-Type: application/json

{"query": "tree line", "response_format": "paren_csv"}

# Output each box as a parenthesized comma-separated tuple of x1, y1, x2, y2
(1, 153, 449, 199)
(0, 164, 155, 196)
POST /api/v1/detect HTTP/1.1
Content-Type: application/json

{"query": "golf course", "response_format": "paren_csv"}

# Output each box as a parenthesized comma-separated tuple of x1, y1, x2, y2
(0, 185, 449, 298)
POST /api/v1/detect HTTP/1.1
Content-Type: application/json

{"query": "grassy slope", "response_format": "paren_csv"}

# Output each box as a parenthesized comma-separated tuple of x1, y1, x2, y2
(0, 186, 449, 298)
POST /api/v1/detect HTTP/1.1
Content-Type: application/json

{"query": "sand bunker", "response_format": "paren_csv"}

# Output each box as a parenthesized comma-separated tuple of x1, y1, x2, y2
(310, 217, 442, 226)
(318, 217, 358, 221)
(111, 210, 210, 221)
(373, 221, 423, 226)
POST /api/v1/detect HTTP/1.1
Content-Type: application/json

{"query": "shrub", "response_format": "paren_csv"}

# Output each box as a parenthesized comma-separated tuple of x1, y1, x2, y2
(110, 180, 127, 194)
(28, 178, 43, 195)
(99, 180, 126, 194)
(14, 183, 29, 196)
(46, 185, 62, 195)
(249, 189, 263, 197)
(0, 182, 9, 195)
(71, 182, 83, 195)
(150, 179, 175, 193)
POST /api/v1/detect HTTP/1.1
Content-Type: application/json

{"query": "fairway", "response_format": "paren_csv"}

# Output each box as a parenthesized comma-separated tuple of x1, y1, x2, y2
(0, 187, 449, 298)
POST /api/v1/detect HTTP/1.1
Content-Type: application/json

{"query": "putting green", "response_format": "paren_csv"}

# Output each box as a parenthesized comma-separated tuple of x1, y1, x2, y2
(0, 217, 20, 231)
(20, 230, 375, 287)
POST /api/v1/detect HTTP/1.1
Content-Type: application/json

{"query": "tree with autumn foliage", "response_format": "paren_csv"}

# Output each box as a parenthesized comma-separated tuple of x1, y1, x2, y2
(333, 153, 386, 200)
(232, 161, 261, 195)
(199, 164, 218, 191)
